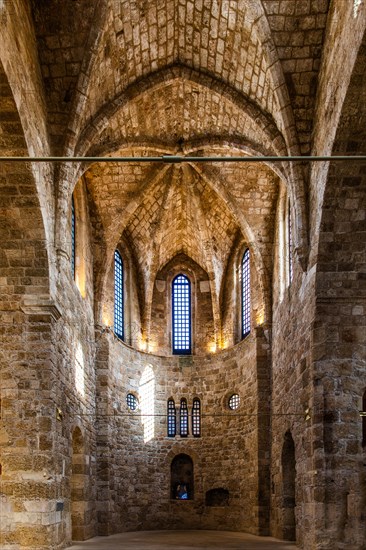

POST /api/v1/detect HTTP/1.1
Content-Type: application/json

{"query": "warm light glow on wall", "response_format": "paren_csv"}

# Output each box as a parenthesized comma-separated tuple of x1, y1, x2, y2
(147, 340, 157, 353)
(75, 343, 85, 397)
(138, 336, 148, 352)
(208, 341, 217, 354)
(102, 308, 112, 328)
(140, 366, 155, 443)
(219, 338, 229, 350)
(256, 312, 265, 326)
(75, 264, 86, 298)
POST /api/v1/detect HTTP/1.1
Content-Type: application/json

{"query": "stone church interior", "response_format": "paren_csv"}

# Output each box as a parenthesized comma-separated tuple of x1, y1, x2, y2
(0, 0, 366, 549)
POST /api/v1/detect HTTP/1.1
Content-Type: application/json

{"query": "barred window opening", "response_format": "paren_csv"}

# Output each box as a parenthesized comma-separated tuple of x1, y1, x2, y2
(114, 250, 124, 340)
(167, 399, 176, 437)
(126, 393, 138, 411)
(241, 249, 251, 338)
(180, 398, 189, 437)
(192, 398, 201, 437)
(172, 274, 191, 354)
(229, 394, 240, 410)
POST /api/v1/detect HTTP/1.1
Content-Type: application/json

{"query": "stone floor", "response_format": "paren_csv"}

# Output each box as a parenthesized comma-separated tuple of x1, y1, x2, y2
(68, 531, 298, 549)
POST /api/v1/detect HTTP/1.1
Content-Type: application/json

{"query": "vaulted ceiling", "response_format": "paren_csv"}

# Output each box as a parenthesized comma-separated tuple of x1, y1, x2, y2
(28, 0, 331, 304)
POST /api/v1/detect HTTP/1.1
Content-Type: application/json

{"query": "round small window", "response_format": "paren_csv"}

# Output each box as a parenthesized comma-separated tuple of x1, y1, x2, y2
(126, 393, 138, 410)
(228, 394, 240, 410)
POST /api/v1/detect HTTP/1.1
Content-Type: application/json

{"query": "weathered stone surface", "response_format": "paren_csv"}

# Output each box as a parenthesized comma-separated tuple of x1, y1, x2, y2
(0, 1, 366, 550)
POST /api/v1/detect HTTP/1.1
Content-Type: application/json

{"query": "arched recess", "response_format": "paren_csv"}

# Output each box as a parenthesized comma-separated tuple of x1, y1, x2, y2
(71, 427, 88, 541)
(281, 432, 296, 542)
(171, 454, 194, 500)
(220, 234, 265, 348)
(149, 253, 215, 356)
(101, 234, 143, 347)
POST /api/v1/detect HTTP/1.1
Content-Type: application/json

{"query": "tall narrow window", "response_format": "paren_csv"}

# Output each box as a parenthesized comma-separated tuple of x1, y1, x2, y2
(180, 398, 188, 437)
(288, 201, 293, 284)
(114, 250, 124, 340)
(71, 195, 76, 280)
(192, 398, 201, 437)
(362, 389, 366, 448)
(241, 249, 251, 338)
(172, 274, 191, 354)
(167, 399, 176, 437)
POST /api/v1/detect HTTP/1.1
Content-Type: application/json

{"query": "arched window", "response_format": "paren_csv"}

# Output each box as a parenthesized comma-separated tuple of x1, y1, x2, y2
(180, 398, 188, 437)
(362, 389, 366, 448)
(241, 249, 251, 338)
(114, 250, 124, 340)
(71, 194, 76, 280)
(192, 398, 201, 437)
(167, 399, 176, 437)
(172, 274, 191, 354)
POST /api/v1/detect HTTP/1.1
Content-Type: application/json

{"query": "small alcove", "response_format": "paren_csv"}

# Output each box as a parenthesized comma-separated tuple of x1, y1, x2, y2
(171, 454, 194, 500)
(205, 488, 230, 507)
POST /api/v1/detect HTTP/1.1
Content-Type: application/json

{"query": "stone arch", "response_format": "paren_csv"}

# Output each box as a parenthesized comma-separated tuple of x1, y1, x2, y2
(0, 61, 50, 305)
(281, 431, 296, 542)
(62, 0, 110, 155)
(74, 64, 287, 158)
(65, 65, 308, 261)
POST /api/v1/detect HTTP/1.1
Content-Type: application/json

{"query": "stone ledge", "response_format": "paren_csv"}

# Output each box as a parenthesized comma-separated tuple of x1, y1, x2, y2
(20, 296, 63, 320)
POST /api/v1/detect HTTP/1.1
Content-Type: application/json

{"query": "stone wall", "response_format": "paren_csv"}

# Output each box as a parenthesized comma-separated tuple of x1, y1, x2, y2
(95, 330, 270, 535)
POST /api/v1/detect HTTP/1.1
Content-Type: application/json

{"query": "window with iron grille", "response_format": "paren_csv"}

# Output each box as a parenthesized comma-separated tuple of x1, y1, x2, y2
(167, 399, 176, 437)
(241, 249, 251, 338)
(192, 398, 201, 437)
(71, 195, 76, 280)
(114, 250, 124, 340)
(172, 274, 191, 354)
(228, 394, 240, 410)
(180, 398, 189, 437)
(126, 393, 138, 410)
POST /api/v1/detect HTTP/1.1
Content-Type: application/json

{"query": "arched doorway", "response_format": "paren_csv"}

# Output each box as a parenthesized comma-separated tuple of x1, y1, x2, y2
(281, 431, 296, 541)
(71, 427, 87, 541)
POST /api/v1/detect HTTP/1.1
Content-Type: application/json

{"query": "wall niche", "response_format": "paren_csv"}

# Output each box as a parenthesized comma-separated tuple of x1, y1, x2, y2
(205, 488, 230, 507)
(171, 454, 194, 500)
